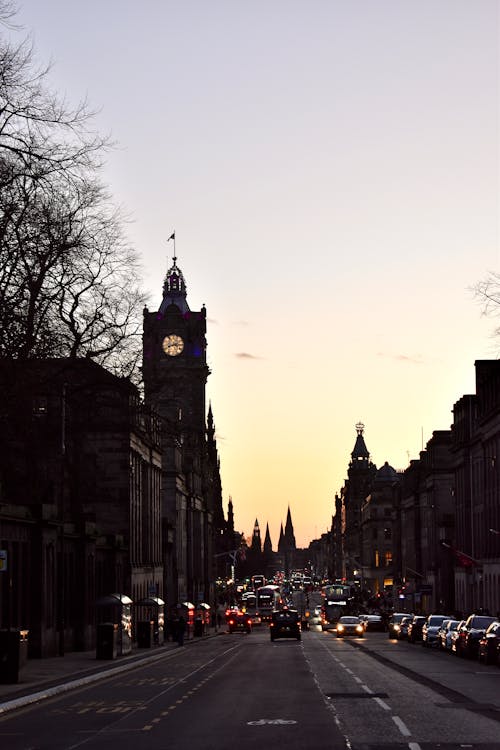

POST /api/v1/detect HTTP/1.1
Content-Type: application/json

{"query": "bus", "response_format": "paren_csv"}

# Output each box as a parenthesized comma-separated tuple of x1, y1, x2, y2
(240, 591, 261, 625)
(256, 585, 282, 622)
(321, 584, 355, 630)
(251, 574, 266, 590)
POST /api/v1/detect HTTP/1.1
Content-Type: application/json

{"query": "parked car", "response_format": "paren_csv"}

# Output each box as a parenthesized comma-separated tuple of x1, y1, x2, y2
(270, 608, 301, 641)
(459, 614, 499, 659)
(478, 621, 500, 665)
(438, 619, 461, 651)
(387, 612, 413, 639)
(336, 616, 365, 638)
(407, 615, 426, 643)
(397, 615, 413, 641)
(422, 615, 454, 647)
(451, 620, 467, 656)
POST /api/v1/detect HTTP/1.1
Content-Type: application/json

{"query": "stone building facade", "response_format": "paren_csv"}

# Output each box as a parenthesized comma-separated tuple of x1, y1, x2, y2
(0, 358, 162, 656)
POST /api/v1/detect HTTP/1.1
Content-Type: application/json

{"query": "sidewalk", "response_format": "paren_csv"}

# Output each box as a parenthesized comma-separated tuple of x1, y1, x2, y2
(0, 631, 219, 716)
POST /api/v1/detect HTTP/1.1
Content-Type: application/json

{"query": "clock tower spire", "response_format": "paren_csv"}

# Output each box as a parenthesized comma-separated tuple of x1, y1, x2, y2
(142, 247, 210, 607)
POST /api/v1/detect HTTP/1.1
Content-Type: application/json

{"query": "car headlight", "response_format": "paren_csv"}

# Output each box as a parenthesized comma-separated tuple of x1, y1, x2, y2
(356, 625, 363, 633)
(337, 624, 344, 632)
(393, 624, 400, 631)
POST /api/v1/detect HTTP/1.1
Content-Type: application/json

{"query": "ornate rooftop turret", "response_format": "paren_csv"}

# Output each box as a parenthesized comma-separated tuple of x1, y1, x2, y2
(350, 421, 370, 468)
(159, 255, 190, 315)
(284, 506, 296, 550)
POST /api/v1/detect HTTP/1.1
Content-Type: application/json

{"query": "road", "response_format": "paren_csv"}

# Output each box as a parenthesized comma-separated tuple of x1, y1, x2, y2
(1, 622, 499, 750)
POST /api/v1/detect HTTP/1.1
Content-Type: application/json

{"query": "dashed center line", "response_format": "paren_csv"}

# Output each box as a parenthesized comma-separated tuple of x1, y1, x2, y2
(392, 715, 411, 737)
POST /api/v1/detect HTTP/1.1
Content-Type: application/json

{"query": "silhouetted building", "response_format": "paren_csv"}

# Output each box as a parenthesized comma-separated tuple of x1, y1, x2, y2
(142, 254, 221, 607)
(0, 358, 162, 656)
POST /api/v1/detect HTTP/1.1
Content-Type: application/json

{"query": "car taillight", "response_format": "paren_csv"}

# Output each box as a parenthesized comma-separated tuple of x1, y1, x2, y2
(228, 619, 235, 625)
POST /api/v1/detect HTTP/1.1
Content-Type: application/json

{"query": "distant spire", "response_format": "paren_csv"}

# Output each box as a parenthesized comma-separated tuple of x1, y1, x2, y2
(251, 518, 262, 553)
(263, 523, 273, 554)
(284, 506, 296, 550)
(278, 522, 285, 552)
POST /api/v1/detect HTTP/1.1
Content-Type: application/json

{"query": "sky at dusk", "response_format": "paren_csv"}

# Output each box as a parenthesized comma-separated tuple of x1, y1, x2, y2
(12, 1, 499, 548)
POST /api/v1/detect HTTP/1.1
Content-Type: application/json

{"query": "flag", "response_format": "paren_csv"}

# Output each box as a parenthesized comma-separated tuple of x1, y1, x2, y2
(440, 540, 476, 567)
(168, 232, 175, 241)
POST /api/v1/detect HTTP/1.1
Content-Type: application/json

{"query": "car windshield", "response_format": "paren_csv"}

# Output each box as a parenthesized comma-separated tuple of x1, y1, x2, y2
(471, 616, 497, 628)
(428, 616, 446, 625)
(340, 617, 360, 624)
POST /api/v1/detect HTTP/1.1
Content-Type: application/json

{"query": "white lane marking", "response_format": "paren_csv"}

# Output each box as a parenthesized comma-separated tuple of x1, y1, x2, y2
(392, 716, 411, 737)
(353, 676, 363, 684)
(373, 697, 390, 711)
(362, 685, 373, 694)
(408, 743, 422, 750)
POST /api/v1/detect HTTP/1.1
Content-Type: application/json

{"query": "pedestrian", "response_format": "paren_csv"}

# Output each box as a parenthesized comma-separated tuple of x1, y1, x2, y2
(177, 615, 186, 646)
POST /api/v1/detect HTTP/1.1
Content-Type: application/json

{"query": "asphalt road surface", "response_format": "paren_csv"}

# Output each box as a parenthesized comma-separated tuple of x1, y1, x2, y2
(1, 624, 499, 750)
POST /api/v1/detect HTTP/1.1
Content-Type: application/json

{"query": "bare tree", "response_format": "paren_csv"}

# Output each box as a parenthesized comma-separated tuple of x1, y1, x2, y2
(472, 272, 500, 342)
(0, 3, 146, 379)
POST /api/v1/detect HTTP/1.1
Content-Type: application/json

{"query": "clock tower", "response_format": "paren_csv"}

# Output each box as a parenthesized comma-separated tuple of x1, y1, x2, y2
(142, 254, 211, 606)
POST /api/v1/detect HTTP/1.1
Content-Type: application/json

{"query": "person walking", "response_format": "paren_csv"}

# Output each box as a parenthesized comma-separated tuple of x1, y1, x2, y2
(177, 614, 186, 646)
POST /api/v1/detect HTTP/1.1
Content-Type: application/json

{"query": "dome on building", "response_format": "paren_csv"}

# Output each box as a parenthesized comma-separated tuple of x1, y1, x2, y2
(373, 461, 398, 484)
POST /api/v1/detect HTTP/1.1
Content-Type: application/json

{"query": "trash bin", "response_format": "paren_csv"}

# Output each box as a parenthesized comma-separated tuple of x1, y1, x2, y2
(194, 618, 203, 637)
(96, 623, 118, 660)
(137, 620, 154, 648)
(0, 629, 29, 684)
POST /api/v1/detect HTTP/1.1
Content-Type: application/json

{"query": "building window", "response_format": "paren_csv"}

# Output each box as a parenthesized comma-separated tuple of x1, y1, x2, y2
(372, 527, 378, 540)
(375, 550, 380, 567)
(384, 527, 392, 540)
(385, 551, 393, 566)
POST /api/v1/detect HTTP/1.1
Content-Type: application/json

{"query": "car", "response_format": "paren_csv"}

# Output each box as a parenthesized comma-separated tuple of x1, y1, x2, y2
(407, 615, 426, 643)
(227, 611, 252, 634)
(336, 616, 364, 638)
(387, 612, 413, 639)
(270, 608, 301, 641)
(451, 620, 467, 655)
(396, 615, 413, 641)
(438, 619, 461, 650)
(422, 615, 454, 647)
(478, 621, 500, 665)
(363, 614, 385, 632)
(458, 614, 499, 659)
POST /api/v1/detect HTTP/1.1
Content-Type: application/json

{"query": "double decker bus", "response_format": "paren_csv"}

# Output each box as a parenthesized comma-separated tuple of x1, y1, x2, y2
(240, 591, 262, 625)
(251, 574, 266, 590)
(256, 584, 282, 622)
(321, 583, 355, 629)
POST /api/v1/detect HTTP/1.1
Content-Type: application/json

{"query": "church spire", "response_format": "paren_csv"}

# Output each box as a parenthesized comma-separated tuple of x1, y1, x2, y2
(263, 523, 272, 554)
(284, 506, 296, 550)
(251, 518, 261, 553)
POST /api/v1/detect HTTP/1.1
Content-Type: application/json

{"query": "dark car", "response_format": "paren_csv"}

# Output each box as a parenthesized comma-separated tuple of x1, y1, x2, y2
(270, 608, 301, 641)
(407, 615, 426, 643)
(387, 612, 413, 639)
(459, 614, 499, 659)
(227, 611, 252, 634)
(422, 615, 454, 648)
(452, 620, 467, 656)
(336, 616, 364, 638)
(363, 614, 385, 632)
(438, 619, 461, 651)
(397, 615, 413, 641)
(478, 621, 500, 665)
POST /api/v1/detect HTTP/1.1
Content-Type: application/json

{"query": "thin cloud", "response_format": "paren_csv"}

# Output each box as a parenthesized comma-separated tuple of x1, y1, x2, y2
(377, 352, 425, 365)
(235, 352, 265, 360)
(232, 320, 250, 326)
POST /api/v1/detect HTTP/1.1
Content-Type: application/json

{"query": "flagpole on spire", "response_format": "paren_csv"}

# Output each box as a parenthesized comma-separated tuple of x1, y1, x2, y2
(168, 231, 176, 261)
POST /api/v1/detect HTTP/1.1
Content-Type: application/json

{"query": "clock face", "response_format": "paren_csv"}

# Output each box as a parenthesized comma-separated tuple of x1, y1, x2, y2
(162, 334, 184, 357)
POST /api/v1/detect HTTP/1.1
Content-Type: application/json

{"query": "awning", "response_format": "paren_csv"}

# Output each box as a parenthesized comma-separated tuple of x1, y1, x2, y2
(96, 593, 133, 606)
(198, 602, 211, 610)
(135, 596, 165, 607)
(181, 602, 195, 609)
